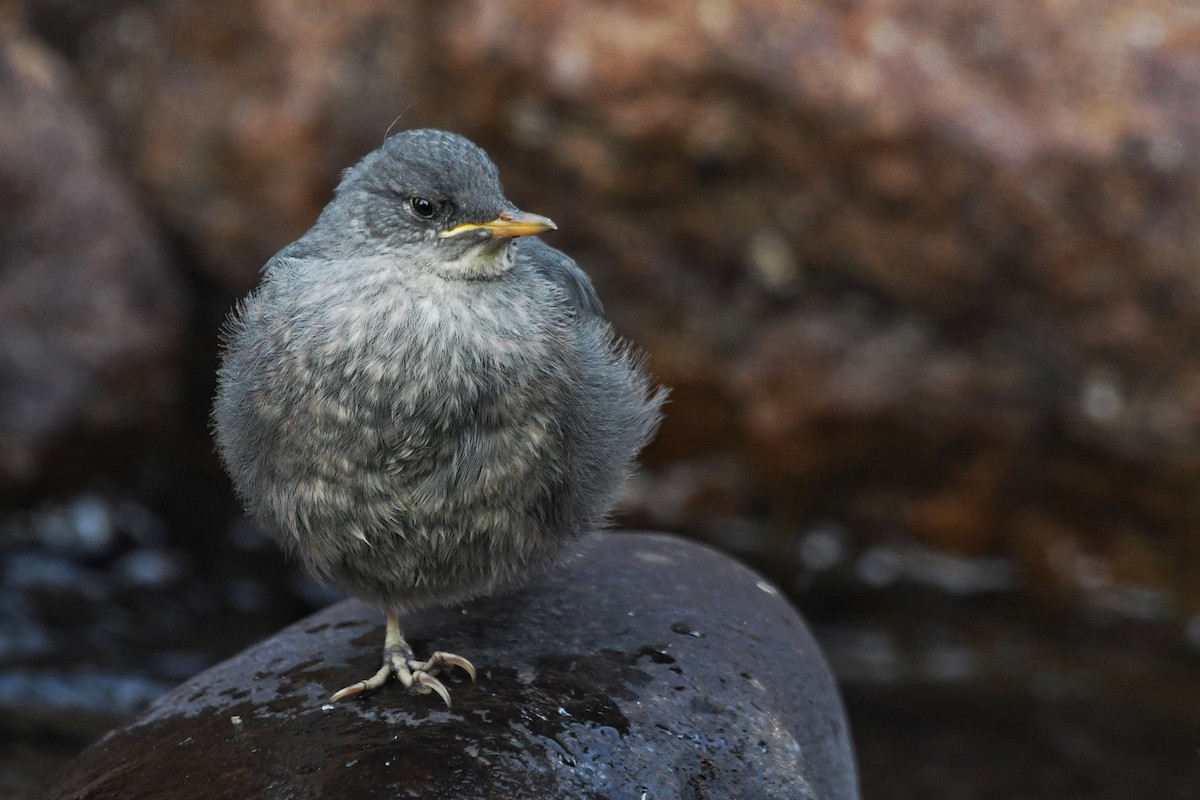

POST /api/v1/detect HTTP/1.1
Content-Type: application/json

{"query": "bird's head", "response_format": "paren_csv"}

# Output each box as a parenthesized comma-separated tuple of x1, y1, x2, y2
(326, 129, 556, 279)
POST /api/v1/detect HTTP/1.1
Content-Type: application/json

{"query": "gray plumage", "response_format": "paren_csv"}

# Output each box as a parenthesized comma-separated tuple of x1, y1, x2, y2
(213, 129, 663, 628)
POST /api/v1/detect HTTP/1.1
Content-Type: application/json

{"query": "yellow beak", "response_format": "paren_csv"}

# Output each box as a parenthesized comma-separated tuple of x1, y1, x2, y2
(439, 209, 557, 239)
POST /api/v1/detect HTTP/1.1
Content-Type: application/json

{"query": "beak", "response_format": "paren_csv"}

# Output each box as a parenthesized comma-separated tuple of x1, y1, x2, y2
(438, 209, 558, 239)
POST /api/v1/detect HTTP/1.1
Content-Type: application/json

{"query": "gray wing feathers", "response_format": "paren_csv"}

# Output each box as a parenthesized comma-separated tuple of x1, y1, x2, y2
(517, 238, 605, 318)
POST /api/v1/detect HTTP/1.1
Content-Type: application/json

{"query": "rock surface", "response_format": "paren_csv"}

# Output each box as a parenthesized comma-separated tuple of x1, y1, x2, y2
(47, 532, 859, 800)
(0, 20, 184, 484)
(28, 0, 1198, 611)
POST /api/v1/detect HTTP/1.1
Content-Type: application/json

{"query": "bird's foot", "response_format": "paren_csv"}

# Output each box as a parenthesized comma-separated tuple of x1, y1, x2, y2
(330, 614, 475, 705)
(330, 650, 475, 706)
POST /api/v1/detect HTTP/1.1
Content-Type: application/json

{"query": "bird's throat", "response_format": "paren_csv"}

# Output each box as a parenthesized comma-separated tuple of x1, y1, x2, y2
(436, 241, 514, 280)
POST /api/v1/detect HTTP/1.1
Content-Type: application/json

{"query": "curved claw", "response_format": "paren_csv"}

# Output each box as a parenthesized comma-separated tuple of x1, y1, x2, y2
(330, 663, 392, 702)
(330, 683, 366, 703)
(434, 652, 477, 683)
(414, 671, 452, 707)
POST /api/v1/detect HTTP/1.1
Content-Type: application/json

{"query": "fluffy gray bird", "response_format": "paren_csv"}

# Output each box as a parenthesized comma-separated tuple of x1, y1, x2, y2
(213, 129, 664, 704)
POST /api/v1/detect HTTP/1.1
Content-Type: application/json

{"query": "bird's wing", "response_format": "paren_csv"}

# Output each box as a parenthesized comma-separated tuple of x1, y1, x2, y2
(516, 238, 605, 319)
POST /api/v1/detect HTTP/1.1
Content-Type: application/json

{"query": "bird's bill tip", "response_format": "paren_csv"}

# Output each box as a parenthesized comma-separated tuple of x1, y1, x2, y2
(438, 210, 557, 239)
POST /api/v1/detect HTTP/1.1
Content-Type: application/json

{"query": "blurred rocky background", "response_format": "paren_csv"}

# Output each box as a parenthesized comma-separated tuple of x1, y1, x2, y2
(2, 0, 1199, 797)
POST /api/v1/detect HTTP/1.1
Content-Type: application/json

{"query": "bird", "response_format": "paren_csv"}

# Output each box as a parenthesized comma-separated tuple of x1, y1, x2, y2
(212, 128, 664, 705)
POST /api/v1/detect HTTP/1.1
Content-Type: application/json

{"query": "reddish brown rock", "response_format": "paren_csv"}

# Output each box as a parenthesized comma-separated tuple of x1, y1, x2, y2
(46, 533, 860, 800)
(71, 0, 431, 291)
(44, 0, 1200, 609)
(0, 21, 183, 484)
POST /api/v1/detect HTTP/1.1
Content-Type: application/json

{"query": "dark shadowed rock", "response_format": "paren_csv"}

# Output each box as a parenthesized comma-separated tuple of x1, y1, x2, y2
(47, 532, 858, 799)
(0, 21, 183, 485)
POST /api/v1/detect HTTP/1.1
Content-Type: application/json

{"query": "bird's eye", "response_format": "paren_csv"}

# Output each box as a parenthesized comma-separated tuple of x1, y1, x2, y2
(410, 196, 436, 218)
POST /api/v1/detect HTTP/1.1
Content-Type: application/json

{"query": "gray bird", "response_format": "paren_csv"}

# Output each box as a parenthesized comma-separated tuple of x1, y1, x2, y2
(213, 129, 664, 704)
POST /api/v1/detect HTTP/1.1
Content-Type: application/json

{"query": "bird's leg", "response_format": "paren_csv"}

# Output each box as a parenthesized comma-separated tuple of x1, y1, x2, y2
(330, 612, 476, 706)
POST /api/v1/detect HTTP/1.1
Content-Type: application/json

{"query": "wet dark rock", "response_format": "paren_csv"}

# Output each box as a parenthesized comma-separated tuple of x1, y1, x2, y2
(0, 21, 184, 486)
(47, 532, 859, 799)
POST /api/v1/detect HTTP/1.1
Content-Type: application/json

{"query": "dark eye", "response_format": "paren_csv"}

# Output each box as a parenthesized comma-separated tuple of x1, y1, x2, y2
(410, 196, 436, 218)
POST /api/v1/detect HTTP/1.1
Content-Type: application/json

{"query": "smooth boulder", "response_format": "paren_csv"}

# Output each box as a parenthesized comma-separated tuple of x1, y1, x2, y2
(49, 532, 859, 799)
